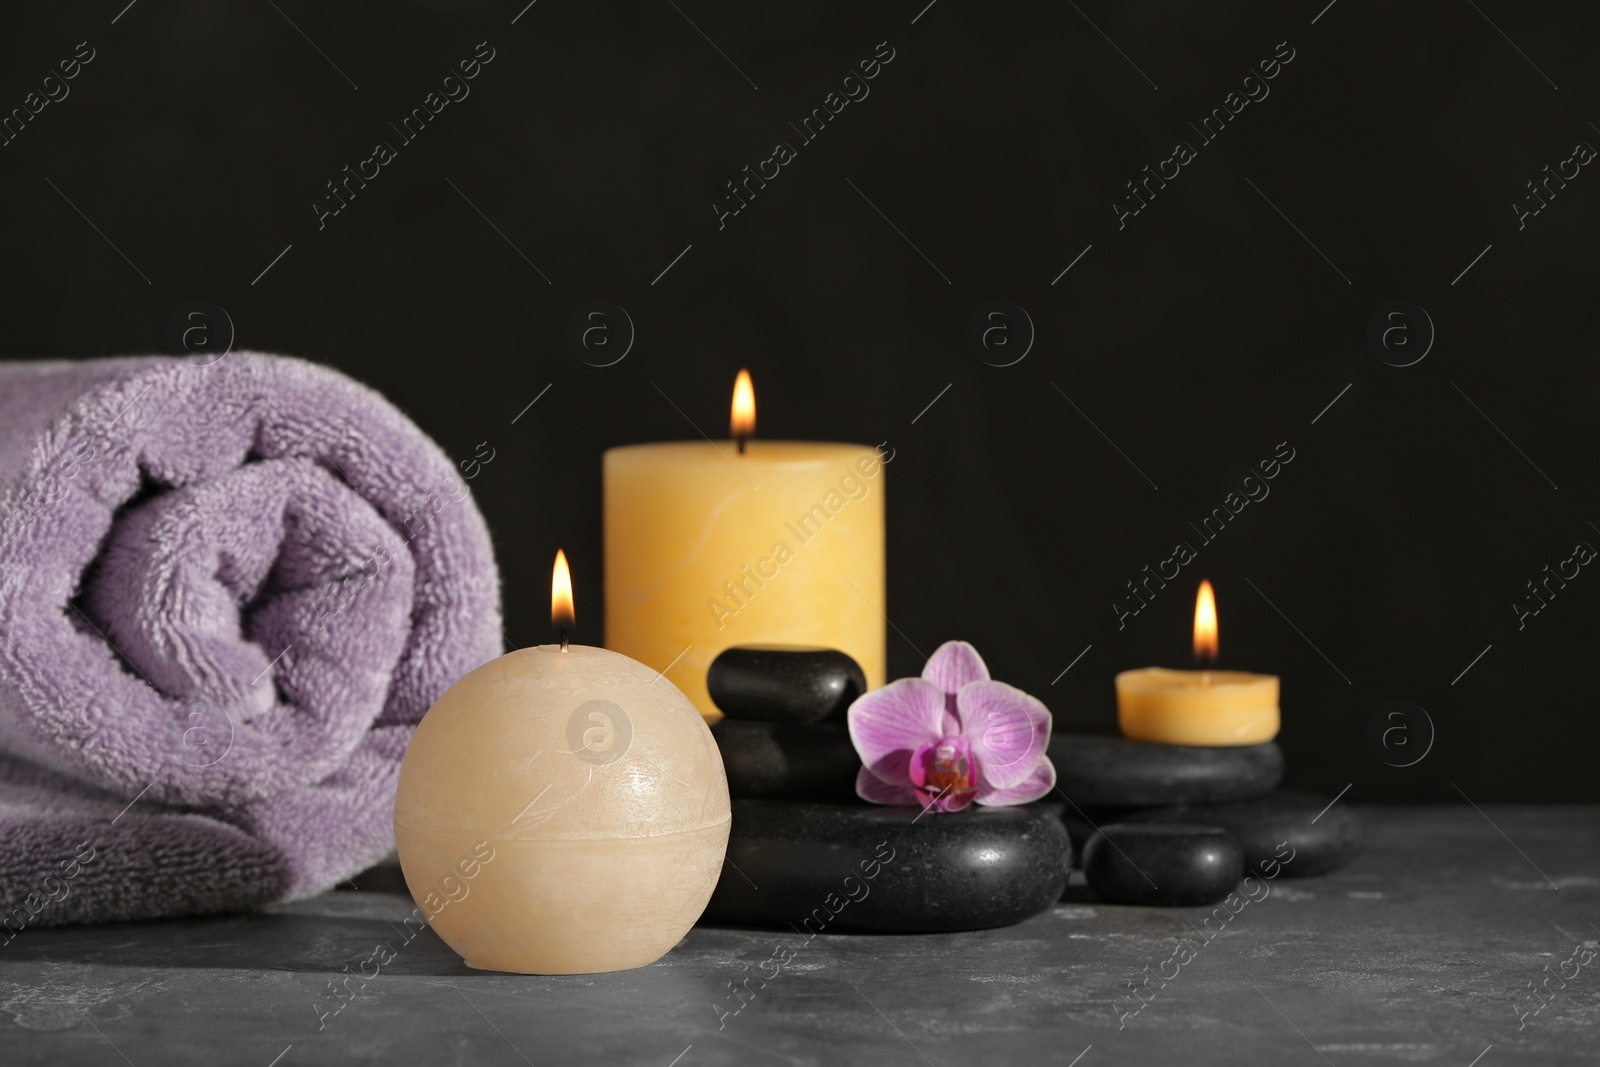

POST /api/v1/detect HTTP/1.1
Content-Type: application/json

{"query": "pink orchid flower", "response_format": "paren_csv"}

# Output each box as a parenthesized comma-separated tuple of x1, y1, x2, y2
(847, 640, 1055, 813)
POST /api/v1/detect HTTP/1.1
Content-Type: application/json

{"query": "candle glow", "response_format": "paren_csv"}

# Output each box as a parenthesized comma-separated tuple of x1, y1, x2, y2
(731, 369, 755, 450)
(552, 548, 575, 636)
(1193, 579, 1218, 664)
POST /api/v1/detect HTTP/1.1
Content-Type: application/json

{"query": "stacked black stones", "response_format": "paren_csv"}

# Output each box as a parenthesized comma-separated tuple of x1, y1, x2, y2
(1048, 731, 1361, 906)
(705, 646, 865, 802)
(701, 646, 1071, 932)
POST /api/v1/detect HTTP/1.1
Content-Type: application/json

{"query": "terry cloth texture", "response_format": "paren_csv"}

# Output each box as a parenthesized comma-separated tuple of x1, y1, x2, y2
(0, 354, 500, 929)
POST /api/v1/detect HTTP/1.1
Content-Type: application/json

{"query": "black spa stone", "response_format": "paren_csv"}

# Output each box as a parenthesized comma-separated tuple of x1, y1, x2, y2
(710, 720, 861, 800)
(1082, 823, 1243, 907)
(707, 645, 867, 723)
(1047, 733, 1283, 807)
(1119, 790, 1362, 878)
(702, 800, 1071, 932)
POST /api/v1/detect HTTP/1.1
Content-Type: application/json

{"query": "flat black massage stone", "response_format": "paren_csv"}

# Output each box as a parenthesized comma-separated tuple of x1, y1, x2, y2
(1047, 732, 1283, 807)
(1117, 789, 1362, 877)
(702, 800, 1070, 932)
(1082, 823, 1244, 907)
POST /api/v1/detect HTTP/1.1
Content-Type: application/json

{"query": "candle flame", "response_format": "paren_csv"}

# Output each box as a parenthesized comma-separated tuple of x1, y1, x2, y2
(731, 369, 756, 442)
(552, 548, 575, 631)
(1193, 579, 1218, 664)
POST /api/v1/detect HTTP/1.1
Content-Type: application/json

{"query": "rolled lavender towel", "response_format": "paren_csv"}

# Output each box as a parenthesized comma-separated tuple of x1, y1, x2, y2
(0, 353, 501, 928)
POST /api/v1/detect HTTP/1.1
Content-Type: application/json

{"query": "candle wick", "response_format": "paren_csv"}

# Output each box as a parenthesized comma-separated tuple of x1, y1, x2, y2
(1201, 668, 1210, 686)
(560, 628, 569, 653)
(736, 436, 747, 455)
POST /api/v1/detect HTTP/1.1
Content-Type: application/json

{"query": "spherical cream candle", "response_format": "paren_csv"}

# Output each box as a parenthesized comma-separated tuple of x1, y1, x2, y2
(393, 551, 731, 974)
(1116, 580, 1280, 746)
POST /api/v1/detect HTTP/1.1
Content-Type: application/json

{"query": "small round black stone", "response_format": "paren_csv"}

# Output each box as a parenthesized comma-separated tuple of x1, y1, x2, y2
(1048, 733, 1283, 807)
(1082, 823, 1243, 907)
(710, 720, 861, 801)
(707, 645, 867, 723)
(1119, 790, 1361, 878)
(703, 800, 1070, 932)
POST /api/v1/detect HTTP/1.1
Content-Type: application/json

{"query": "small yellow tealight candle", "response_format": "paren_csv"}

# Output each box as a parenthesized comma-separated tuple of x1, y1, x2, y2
(1116, 580, 1280, 746)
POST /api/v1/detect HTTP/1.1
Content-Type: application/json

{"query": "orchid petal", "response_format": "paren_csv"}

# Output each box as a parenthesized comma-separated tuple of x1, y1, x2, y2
(923, 640, 990, 733)
(921, 640, 991, 694)
(976, 755, 1056, 806)
(958, 680, 1051, 789)
(856, 765, 919, 806)
(847, 677, 944, 785)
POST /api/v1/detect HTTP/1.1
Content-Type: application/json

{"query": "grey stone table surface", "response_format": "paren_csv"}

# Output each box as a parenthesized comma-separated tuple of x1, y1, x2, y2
(1, 806, 1596, 1066)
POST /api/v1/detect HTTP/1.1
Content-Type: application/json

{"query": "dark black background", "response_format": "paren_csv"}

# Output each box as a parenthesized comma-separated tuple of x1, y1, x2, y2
(2, 1, 1595, 800)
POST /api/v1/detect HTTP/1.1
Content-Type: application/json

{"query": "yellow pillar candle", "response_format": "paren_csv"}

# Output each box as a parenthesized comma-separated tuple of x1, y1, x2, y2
(604, 372, 886, 718)
(1115, 580, 1280, 745)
